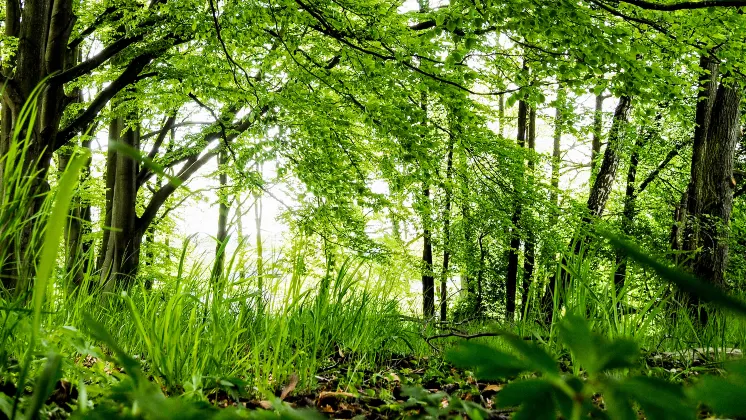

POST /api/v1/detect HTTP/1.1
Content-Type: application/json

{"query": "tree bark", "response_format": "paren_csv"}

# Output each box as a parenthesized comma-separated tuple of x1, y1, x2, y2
(613, 130, 643, 290)
(422, 181, 435, 318)
(684, 56, 720, 253)
(550, 88, 565, 221)
(587, 96, 632, 219)
(542, 95, 631, 322)
(521, 106, 537, 319)
(691, 82, 741, 325)
(506, 96, 528, 322)
(590, 93, 609, 181)
(100, 118, 141, 290)
(213, 150, 229, 281)
(440, 132, 454, 321)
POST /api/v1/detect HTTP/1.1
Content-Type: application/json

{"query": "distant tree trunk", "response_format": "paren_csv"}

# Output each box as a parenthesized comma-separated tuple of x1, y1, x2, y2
(422, 181, 435, 318)
(684, 56, 720, 253)
(506, 96, 528, 322)
(521, 106, 537, 319)
(590, 93, 610, 181)
(100, 118, 142, 290)
(98, 117, 119, 272)
(440, 133, 454, 321)
(477, 233, 486, 313)
(550, 88, 565, 219)
(542, 95, 632, 322)
(213, 150, 229, 281)
(691, 82, 741, 326)
(671, 193, 688, 255)
(254, 162, 264, 298)
(59, 138, 93, 287)
(614, 131, 643, 290)
(586, 96, 632, 219)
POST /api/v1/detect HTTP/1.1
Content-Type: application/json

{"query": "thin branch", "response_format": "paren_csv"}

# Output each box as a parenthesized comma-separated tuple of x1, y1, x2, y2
(52, 33, 146, 85)
(67, 6, 119, 50)
(54, 37, 185, 150)
(618, 0, 746, 10)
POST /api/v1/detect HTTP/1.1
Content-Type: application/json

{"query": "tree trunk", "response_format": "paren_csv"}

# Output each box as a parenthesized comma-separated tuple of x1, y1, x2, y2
(100, 118, 141, 290)
(254, 163, 264, 299)
(422, 181, 435, 318)
(440, 132, 454, 321)
(684, 56, 720, 253)
(59, 139, 93, 288)
(613, 131, 643, 290)
(521, 106, 537, 319)
(550, 88, 564, 220)
(542, 95, 631, 322)
(590, 93, 609, 181)
(506, 97, 528, 322)
(213, 150, 229, 281)
(587, 96, 632, 219)
(691, 82, 741, 325)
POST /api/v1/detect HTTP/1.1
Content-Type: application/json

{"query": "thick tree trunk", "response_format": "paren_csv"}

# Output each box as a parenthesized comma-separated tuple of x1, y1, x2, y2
(684, 56, 720, 253)
(100, 119, 141, 290)
(506, 97, 528, 322)
(0, 0, 72, 292)
(691, 82, 741, 325)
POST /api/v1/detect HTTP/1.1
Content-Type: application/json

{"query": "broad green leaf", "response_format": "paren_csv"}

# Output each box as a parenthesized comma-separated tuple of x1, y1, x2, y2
(496, 379, 556, 420)
(596, 338, 639, 372)
(446, 342, 529, 380)
(503, 334, 560, 376)
(558, 315, 596, 371)
(601, 231, 746, 317)
(618, 376, 695, 420)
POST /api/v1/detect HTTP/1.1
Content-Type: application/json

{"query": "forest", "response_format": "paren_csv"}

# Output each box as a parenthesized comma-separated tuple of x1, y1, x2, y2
(4, 0, 746, 418)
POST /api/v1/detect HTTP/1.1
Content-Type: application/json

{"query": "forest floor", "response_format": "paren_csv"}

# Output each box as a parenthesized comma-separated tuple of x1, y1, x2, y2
(1, 347, 725, 419)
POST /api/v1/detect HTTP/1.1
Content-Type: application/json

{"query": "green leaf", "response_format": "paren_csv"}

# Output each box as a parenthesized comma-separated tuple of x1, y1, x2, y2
(496, 379, 556, 420)
(601, 382, 636, 420)
(558, 315, 596, 371)
(600, 231, 746, 318)
(596, 338, 639, 371)
(446, 342, 529, 380)
(691, 375, 746, 417)
(23, 353, 62, 420)
(503, 335, 560, 376)
(618, 376, 695, 420)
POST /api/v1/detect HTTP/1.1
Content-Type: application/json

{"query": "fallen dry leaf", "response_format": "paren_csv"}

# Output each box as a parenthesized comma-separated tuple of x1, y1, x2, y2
(258, 400, 273, 410)
(280, 373, 299, 400)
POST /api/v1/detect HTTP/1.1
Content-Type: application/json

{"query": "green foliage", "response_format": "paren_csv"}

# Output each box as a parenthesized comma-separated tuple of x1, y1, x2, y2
(446, 316, 700, 419)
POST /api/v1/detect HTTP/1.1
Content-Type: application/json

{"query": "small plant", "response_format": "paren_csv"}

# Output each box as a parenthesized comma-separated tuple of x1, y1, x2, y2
(448, 314, 694, 419)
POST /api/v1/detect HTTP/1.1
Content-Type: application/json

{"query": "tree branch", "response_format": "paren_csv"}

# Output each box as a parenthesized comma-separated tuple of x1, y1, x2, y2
(137, 104, 270, 231)
(636, 142, 689, 196)
(52, 33, 146, 85)
(136, 114, 176, 187)
(54, 37, 184, 151)
(618, 0, 746, 10)
(67, 6, 119, 50)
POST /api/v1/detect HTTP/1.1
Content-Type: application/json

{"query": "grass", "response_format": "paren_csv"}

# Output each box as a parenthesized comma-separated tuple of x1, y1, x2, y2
(1, 91, 746, 419)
